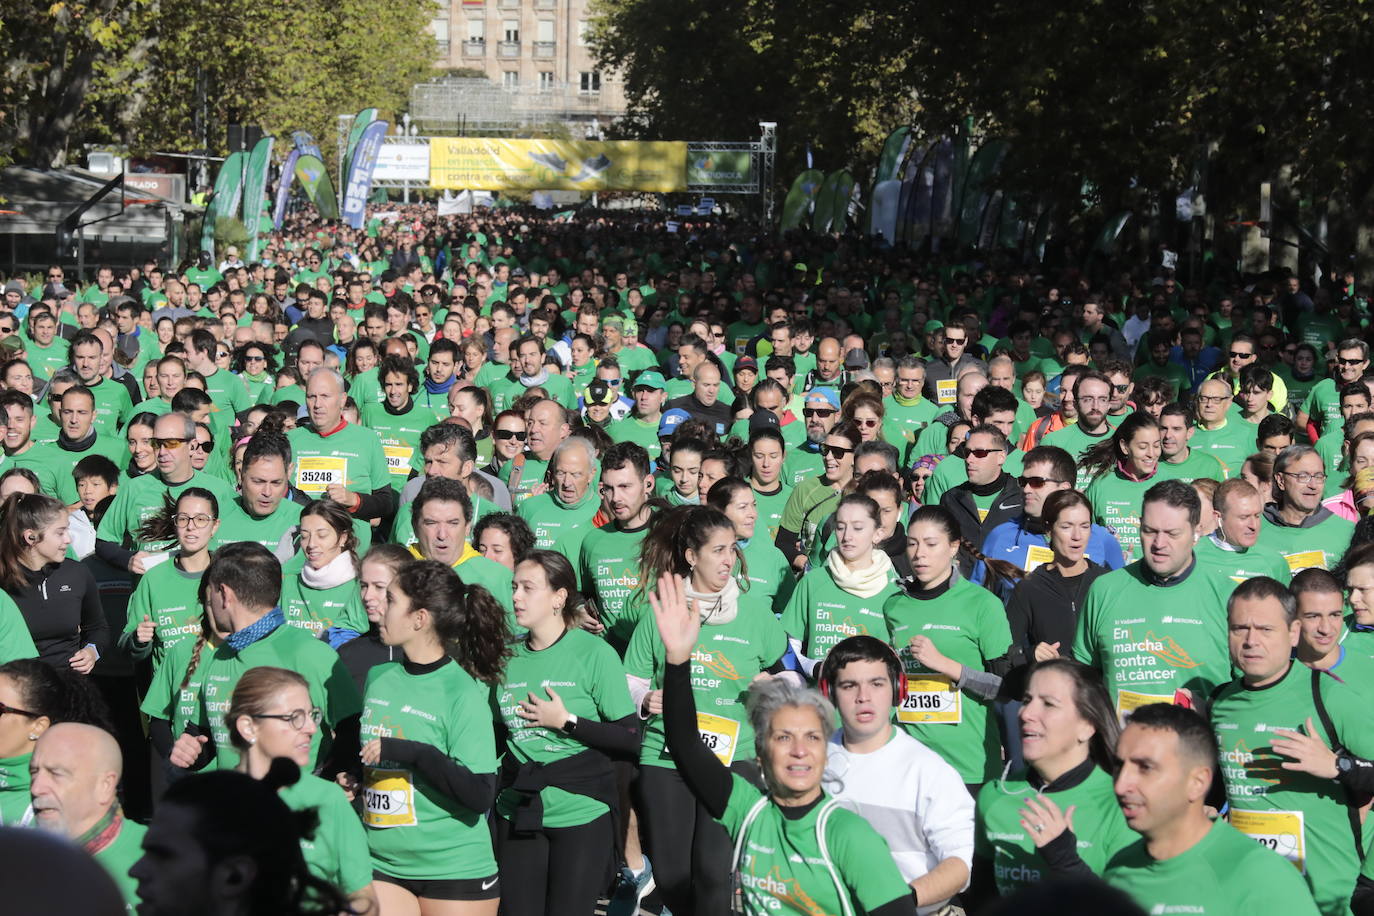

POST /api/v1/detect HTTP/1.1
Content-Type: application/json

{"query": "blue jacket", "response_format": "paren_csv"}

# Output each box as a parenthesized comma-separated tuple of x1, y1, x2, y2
(970, 514, 1126, 599)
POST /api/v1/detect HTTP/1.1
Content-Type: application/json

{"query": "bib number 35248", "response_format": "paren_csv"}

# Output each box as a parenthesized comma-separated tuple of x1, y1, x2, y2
(898, 675, 962, 724)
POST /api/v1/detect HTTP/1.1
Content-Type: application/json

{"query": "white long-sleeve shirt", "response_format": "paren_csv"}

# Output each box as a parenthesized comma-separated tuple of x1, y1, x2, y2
(823, 727, 974, 915)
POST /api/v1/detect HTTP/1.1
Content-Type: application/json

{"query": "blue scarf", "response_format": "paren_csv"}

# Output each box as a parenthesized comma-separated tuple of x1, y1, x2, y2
(226, 607, 285, 652)
(423, 375, 457, 397)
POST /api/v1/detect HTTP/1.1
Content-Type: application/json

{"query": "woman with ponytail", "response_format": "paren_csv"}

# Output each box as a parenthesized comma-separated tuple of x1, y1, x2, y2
(1081, 411, 1162, 562)
(139, 608, 225, 797)
(278, 498, 366, 646)
(227, 666, 376, 911)
(780, 492, 901, 680)
(0, 492, 106, 672)
(491, 549, 639, 916)
(622, 503, 792, 916)
(706, 476, 793, 612)
(355, 559, 511, 915)
(0, 659, 106, 825)
(882, 505, 1016, 793)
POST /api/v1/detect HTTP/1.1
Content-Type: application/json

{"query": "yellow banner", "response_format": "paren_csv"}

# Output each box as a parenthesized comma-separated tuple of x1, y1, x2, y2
(429, 138, 687, 191)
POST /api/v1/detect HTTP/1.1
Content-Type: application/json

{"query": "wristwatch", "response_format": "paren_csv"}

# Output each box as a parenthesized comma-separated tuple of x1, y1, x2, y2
(1336, 752, 1355, 781)
(562, 714, 579, 735)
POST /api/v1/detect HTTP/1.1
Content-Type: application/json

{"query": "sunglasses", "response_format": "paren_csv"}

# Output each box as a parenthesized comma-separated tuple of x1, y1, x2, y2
(1019, 475, 1066, 488)
(854, 417, 880, 428)
(803, 407, 836, 419)
(944, 336, 967, 344)
(245, 354, 267, 363)
(1338, 357, 1366, 367)
(153, 437, 188, 450)
(0, 700, 41, 719)
(967, 447, 1005, 459)
(1228, 351, 1254, 360)
(0, 326, 14, 334)
(822, 444, 854, 458)
(494, 429, 528, 441)
(1112, 384, 1130, 393)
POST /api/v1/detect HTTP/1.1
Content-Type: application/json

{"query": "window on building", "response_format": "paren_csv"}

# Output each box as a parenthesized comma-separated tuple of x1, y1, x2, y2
(536, 19, 555, 42)
(539, 71, 555, 90)
(503, 21, 520, 42)
(467, 18, 485, 40)
(577, 20, 589, 45)
(579, 71, 601, 94)
(503, 71, 520, 89)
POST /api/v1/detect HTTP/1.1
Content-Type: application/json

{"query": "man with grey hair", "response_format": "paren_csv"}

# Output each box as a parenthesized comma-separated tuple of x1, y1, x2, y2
(501, 398, 570, 505)
(96, 410, 237, 571)
(1255, 444, 1355, 573)
(285, 367, 395, 520)
(516, 435, 601, 565)
(883, 355, 937, 462)
(870, 356, 896, 399)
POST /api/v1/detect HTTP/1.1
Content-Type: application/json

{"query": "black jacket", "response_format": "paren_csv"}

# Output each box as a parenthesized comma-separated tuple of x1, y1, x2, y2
(941, 473, 1024, 572)
(11, 559, 108, 669)
(1006, 560, 1109, 656)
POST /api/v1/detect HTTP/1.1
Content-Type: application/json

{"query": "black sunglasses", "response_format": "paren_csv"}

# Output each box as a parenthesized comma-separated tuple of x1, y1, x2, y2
(494, 429, 528, 441)
(822, 444, 854, 458)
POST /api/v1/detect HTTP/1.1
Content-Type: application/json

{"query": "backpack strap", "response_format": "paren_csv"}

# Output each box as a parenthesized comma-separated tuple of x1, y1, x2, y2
(1310, 668, 1365, 860)
(815, 798, 856, 916)
(730, 794, 771, 875)
(507, 453, 526, 493)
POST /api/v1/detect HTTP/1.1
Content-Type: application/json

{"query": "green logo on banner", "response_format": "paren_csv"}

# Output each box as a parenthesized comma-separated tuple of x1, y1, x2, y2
(687, 151, 753, 188)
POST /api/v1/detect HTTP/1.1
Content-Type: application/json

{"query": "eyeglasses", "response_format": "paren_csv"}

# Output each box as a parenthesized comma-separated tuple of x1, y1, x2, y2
(1338, 357, 1367, 367)
(174, 512, 215, 528)
(153, 437, 188, 450)
(0, 326, 13, 335)
(1196, 394, 1232, 405)
(967, 447, 1005, 459)
(944, 336, 967, 345)
(853, 417, 880, 428)
(216, 351, 229, 359)
(1282, 471, 1327, 484)
(192, 437, 214, 451)
(1112, 384, 1130, 394)
(251, 707, 323, 730)
(803, 407, 836, 419)
(822, 444, 854, 458)
(245, 354, 267, 363)
(1228, 351, 1254, 360)
(494, 429, 528, 441)
(1019, 475, 1066, 488)
(0, 701, 40, 719)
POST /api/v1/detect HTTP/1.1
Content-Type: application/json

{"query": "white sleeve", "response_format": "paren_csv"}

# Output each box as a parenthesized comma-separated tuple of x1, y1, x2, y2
(626, 674, 652, 719)
(914, 749, 976, 884)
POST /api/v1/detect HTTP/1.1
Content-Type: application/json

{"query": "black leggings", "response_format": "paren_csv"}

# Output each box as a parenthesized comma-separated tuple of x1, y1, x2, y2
(495, 811, 615, 916)
(636, 764, 735, 916)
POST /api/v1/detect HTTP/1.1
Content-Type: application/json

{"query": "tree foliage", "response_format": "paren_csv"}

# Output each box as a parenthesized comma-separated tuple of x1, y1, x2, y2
(1, 0, 438, 169)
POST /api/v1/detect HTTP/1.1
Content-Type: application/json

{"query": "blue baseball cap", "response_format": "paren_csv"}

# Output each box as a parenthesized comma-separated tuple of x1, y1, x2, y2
(805, 386, 841, 410)
(659, 408, 692, 437)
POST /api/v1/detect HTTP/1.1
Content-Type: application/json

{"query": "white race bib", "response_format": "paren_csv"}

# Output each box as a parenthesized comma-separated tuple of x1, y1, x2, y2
(363, 766, 417, 828)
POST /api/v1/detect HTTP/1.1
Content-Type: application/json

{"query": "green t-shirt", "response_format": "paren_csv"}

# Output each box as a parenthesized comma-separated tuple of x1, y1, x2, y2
(85, 378, 133, 437)
(288, 422, 392, 498)
(492, 629, 635, 827)
(280, 574, 367, 636)
(0, 753, 32, 826)
(348, 368, 383, 407)
(453, 550, 515, 616)
(975, 765, 1135, 894)
(201, 368, 251, 421)
(1071, 560, 1233, 717)
(738, 537, 795, 614)
(1153, 448, 1228, 484)
(213, 497, 304, 551)
(1040, 423, 1115, 491)
(1212, 663, 1374, 911)
(359, 400, 441, 491)
(1084, 470, 1157, 562)
(25, 338, 70, 381)
(120, 558, 204, 667)
(780, 564, 898, 664)
(1301, 377, 1343, 435)
(779, 476, 840, 558)
(517, 492, 601, 568)
(1254, 513, 1354, 575)
(882, 395, 940, 462)
(578, 519, 652, 648)
(0, 592, 35, 667)
(1104, 819, 1320, 916)
(281, 773, 374, 895)
(96, 470, 238, 553)
(624, 601, 788, 770)
(751, 482, 793, 543)
(139, 635, 211, 736)
(781, 443, 825, 487)
(883, 577, 1012, 783)
(718, 776, 914, 916)
(194, 622, 362, 770)
(1190, 419, 1256, 478)
(606, 416, 663, 463)
(498, 454, 550, 506)
(95, 817, 147, 911)
(360, 658, 497, 880)
(1193, 535, 1291, 585)
(26, 435, 127, 505)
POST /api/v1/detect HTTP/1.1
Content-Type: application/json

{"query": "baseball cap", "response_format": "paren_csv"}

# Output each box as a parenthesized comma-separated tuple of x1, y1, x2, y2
(923, 319, 944, 334)
(658, 408, 691, 437)
(603, 315, 625, 332)
(622, 318, 640, 337)
(734, 356, 758, 373)
(511, 266, 528, 278)
(749, 409, 780, 431)
(843, 348, 870, 370)
(804, 387, 840, 410)
(632, 370, 666, 391)
(583, 379, 618, 407)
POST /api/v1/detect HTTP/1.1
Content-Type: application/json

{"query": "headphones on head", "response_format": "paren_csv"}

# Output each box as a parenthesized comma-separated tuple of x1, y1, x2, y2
(818, 635, 909, 708)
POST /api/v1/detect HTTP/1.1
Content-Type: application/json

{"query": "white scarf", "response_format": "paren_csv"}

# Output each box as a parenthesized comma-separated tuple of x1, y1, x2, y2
(300, 551, 356, 591)
(519, 368, 550, 387)
(687, 577, 740, 626)
(825, 548, 895, 598)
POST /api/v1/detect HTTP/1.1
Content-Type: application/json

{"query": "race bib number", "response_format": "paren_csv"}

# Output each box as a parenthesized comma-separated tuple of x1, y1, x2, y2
(1115, 688, 1173, 719)
(936, 378, 958, 405)
(383, 444, 413, 475)
(297, 456, 347, 493)
(696, 712, 741, 766)
(1284, 550, 1327, 573)
(1024, 545, 1055, 574)
(1231, 808, 1305, 873)
(363, 767, 417, 828)
(899, 675, 961, 724)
